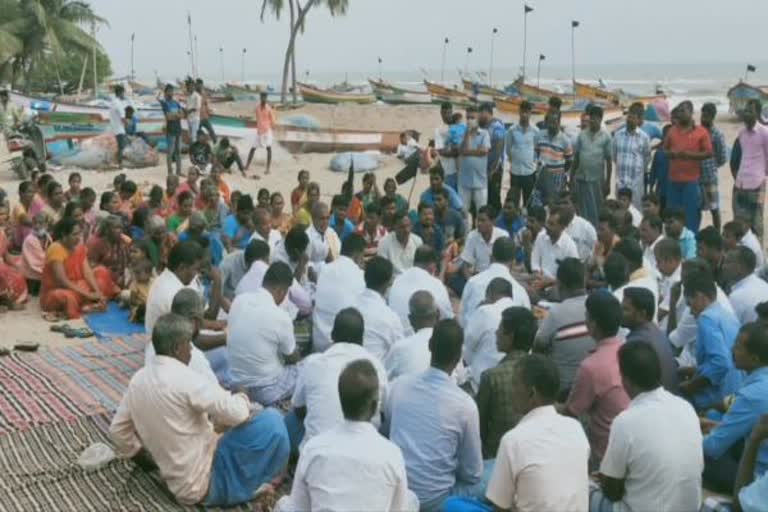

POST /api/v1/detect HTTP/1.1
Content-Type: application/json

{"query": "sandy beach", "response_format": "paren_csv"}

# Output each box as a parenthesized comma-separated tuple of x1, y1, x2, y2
(0, 102, 757, 350)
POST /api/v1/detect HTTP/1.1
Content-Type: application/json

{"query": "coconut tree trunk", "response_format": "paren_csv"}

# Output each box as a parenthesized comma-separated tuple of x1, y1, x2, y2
(289, 0, 297, 104)
(280, 0, 314, 104)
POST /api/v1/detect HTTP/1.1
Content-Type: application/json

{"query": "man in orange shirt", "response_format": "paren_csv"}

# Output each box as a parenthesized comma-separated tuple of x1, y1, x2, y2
(245, 92, 276, 178)
(663, 101, 713, 233)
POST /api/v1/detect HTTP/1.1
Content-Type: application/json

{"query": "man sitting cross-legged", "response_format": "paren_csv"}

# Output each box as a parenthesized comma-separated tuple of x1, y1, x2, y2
(110, 313, 289, 507)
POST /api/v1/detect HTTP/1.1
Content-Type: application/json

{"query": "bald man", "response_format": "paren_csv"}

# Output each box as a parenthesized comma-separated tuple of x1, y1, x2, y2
(385, 290, 440, 381)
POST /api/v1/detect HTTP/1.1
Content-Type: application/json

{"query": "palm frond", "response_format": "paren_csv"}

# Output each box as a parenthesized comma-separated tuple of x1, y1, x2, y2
(59, 1, 109, 27)
(260, 0, 285, 21)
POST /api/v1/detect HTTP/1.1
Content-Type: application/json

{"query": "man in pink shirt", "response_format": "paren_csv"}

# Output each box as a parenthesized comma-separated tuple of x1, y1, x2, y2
(732, 98, 768, 242)
(563, 291, 630, 468)
(246, 92, 277, 178)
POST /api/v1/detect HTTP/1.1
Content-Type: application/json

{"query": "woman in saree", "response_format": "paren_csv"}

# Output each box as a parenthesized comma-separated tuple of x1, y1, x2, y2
(86, 215, 132, 288)
(0, 203, 28, 308)
(41, 217, 119, 320)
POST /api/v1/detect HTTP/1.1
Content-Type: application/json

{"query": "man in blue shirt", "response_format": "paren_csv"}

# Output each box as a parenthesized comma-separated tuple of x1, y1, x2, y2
(680, 274, 743, 411)
(663, 208, 697, 260)
(505, 101, 539, 210)
(329, 194, 355, 241)
(159, 83, 184, 176)
(222, 194, 255, 251)
(495, 196, 526, 241)
(479, 103, 506, 213)
(412, 202, 445, 255)
(702, 322, 768, 494)
(459, 106, 491, 223)
(420, 167, 463, 212)
(385, 319, 491, 512)
(433, 188, 467, 243)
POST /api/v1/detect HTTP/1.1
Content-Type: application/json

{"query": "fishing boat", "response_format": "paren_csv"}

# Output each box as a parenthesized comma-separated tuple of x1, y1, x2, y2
(514, 80, 570, 103)
(573, 81, 621, 106)
(297, 82, 377, 105)
(423, 81, 475, 106)
(494, 96, 548, 115)
(728, 81, 768, 116)
(461, 78, 518, 103)
(367, 79, 433, 105)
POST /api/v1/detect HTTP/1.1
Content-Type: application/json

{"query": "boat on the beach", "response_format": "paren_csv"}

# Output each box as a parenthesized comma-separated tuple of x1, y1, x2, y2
(460, 77, 518, 104)
(423, 81, 474, 106)
(494, 95, 548, 115)
(573, 81, 621, 106)
(514, 80, 570, 103)
(297, 82, 377, 105)
(727, 81, 768, 116)
(368, 79, 433, 105)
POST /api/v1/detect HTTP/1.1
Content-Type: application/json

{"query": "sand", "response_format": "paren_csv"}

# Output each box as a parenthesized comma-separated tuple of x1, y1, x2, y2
(0, 101, 759, 350)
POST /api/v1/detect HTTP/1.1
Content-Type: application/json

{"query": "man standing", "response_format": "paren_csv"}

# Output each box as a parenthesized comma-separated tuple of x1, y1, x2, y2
(435, 102, 459, 191)
(159, 84, 184, 176)
(505, 101, 539, 209)
(479, 103, 506, 212)
(591, 342, 702, 511)
(612, 107, 651, 210)
(534, 111, 573, 207)
(700, 102, 728, 231)
(109, 84, 130, 170)
(246, 92, 276, 176)
(110, 313, 289, 508)
(195, 79, 216, 142)
(573, 105, 612, 226)
(458, 106, 491, 220)
(664, 100, 713, 233)
(184, 79, 201, 143)
(731, 98, 768, 242)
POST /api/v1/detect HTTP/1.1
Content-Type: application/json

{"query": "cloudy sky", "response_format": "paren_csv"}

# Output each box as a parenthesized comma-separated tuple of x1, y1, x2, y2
(88, 0, 768, 83)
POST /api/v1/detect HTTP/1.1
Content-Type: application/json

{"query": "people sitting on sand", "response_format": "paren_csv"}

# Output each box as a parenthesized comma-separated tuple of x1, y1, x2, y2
(290, 169, 310, 214)
(87, 215, 132, 288)
(20, 212, 51, 295)
(293, 181, 319, 227)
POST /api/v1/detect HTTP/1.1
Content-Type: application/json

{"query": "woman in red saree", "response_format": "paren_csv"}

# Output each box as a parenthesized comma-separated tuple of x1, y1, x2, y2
(41, 217, 119, 319)
(0, 204, 28, 308)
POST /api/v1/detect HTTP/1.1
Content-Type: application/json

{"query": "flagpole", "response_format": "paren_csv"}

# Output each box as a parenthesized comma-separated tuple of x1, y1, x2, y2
(241, 48, 247, 83)
(537, 54, 544, 88)
(523, 5, 533, 83)
(130, 33, 135, 82)
(489, 28, 498, 87)
(187, 12, 195, 77)
(465, 47, 472, 75)
(219, 47, 225, 83)
(378, 57, 383, 81)
(194, 35, 199, 78)
(441, 37, 449, 83)
(571, 20, 579, 98)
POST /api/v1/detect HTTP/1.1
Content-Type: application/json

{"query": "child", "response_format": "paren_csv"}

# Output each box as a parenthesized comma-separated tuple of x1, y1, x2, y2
(257, 187, 271, 210)
(20, 213, 51, 296)
(128, 258, 154, 323)
(189, 131, 213, 172)
(617, 187, 642, 227)
(291, 169, 310, 214)
(654, 237, 682, 326)
(446, 112, 467, 151)
(64, 172, 82, 202)
(396, 131, 419, 160)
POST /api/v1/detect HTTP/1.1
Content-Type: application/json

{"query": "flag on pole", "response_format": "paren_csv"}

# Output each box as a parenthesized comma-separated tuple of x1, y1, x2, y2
(378, 57, 382, 64)
(524, 4, 533, 13)
(572, 20, 580, 28)
(493, 28, 498, 34)
(747, 64, 757, 72)
(444, 37, 449, 44)
(539, 54, 546, 61)
(467, 47, 473, 53)
(187, 12, 191, 25)
(131, 32, 135, 42)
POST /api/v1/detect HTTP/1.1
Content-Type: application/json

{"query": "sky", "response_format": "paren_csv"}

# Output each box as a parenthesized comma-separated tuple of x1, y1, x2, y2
(88, 0, 768, 84)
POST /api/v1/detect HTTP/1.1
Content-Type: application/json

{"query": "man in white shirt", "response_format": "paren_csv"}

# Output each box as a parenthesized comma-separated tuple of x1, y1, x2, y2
(145, 241, 217, 384)
(355, 256, 404, 360)
(290, 307, 387, 450)
(618, 187, 643, 227)
(592, 342, 703, 512)
(612, 239, 660, 320)
(388, 245, 453, 333)
(228, 262, 302, 405)
(385, 290, 439, 381)
(249, 207, 282, 255)
(273, 226, 311, 287)
(312, 234, 366, 353)
(185, 80, 202, 143)
(220, 240, 261, 301)
(724, 219, 765, 270)
(377, 212, 423, 274)
(654, 238, 682, 325)
(109, 84, 129, 169)
(460, 206, 508, 278)
(461, 237, 531, 327)
(558, 196, 598, 264)
(531, 209, 579, 286)
(110, 313, 289, 507)
(278, 358, 416, 512)
(724, 246, 768, 324)
(640, 215, 664, 273)
(446, 354, 590, 512)
(306, 202, 340, 272)
(464, 278, 516, 393)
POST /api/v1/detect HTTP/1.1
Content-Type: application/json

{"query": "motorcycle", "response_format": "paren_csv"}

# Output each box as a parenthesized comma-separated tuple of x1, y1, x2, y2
(5, 119, 47, 180)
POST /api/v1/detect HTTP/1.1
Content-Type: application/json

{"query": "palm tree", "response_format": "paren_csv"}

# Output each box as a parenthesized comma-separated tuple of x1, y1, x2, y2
(260, 0, 349, 104)
(0, 0, 24, 76)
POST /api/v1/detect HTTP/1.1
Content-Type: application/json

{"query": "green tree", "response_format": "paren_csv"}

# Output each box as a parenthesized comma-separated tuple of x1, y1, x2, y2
(25, 48, 112, 94)
(260, 0, 349, 104)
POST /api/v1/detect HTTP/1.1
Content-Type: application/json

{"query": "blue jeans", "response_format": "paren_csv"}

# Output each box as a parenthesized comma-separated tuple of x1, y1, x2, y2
(667, 181, 701, 233)
(166, 134, 182, 175)
(205, 408, 290, 507)
(422, 459, 495, 512)
(204, 346, 233, 389)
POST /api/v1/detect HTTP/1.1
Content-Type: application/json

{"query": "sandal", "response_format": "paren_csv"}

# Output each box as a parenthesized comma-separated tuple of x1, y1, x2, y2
(0, 347, 10, 357)
(14, 342, 39, 352)
(50, 323, 71, 333)
(64, 327, 95, 339)
(42, 312, 64, 322)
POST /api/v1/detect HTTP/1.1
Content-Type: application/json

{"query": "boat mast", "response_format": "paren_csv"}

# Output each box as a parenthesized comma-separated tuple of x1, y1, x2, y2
(91, 21, 98, 96)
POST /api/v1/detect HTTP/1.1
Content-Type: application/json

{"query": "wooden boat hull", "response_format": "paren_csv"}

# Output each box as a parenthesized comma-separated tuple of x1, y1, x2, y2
(380, 92, 434, 105)
(573, 81, 621, 105)
(297, 83, 376, 104)
(494, 96, 548, 115)
(515, 81, 569, 103)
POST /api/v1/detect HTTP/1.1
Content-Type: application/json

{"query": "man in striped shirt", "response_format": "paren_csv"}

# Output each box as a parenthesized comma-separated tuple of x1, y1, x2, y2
(534, 112, 573, 207)
(612, 109, 651, 210)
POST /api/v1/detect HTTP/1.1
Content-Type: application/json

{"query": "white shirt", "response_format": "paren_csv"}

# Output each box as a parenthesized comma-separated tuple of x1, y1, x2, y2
(670, 285, 734, 366)
(292, 342, 387, 447)
(235, 260, 312, 321)
(109, 356, 250, 505)
(740, 230, 765, 270)
(460, 227, 509, 273)
(600, 388, 703, 512)
(658, 264, 682, 326)
(464, 297, 514, 392)
(276, 421, 415, 512)
(613, 270, 660, 322)
(186, 91, 202, 123)
(486, 405, 590, 512)
(228, 288, 296, 387)
(312, 256, 366, 353)
(530, 230, 579, 280)
(388, 266, 454, 333)
(643, 235, 663, 274)
(435, 125, 458, 176)
(566, 215, 598, 263)
(144, 269, 216, 385)
(460, 262, 531, 328)
(384, 327, 434, 381)
(729, 273, 768, 324)
(356, 289, 405, 361)
(109, 96, 128, 135)
(307, 224, 340, 265)
(628, 204, 642, 227)
(249, 228, 282, 257)
(377, 232, 423, 275)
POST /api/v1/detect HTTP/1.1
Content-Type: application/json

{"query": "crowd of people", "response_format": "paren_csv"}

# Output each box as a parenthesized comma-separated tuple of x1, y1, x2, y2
(2, 81, 768, 511)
